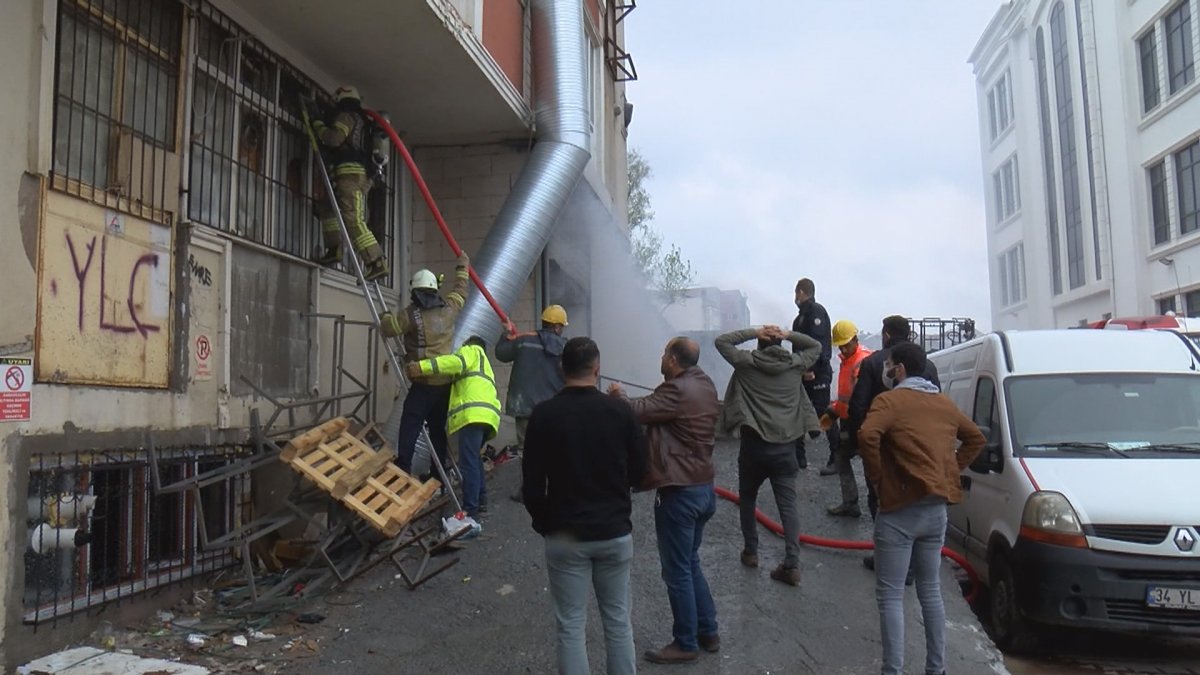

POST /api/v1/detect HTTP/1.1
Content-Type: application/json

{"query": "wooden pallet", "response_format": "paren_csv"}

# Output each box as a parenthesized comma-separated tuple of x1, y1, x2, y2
(281, 417, 441, 537)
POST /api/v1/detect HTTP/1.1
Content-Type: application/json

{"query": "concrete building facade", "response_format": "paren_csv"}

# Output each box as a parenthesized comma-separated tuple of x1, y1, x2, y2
(971, 0, 1200, 329)
(0, 0, 634, 666)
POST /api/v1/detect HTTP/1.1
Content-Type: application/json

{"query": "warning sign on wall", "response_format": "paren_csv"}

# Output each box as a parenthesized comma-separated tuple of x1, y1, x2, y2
(194, 335, 212, 381)
(1, 357, 32, 422)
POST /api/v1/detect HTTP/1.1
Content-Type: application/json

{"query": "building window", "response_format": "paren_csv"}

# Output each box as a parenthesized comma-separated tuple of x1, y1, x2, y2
(1150, 160, 1171, 244)
(1187, 289, 1200, 316)
(51, 0, 183, 224)
(1178, 139, 1200, 235)
(987, 70, 1014, 142)
(1139, 29, 1162, 112)
(189, 10, 322, 259)
(992, 155, 1021, 222)
(1166, 0, 1196, 95)
(1159, 296, 1179, 315)
(187, 6, 400, 278)
(1036, 29, 1064, 296)
(24, 448, 246, 626)
(998, 244, 1027, 307)
(1051, 3, 1086, 290)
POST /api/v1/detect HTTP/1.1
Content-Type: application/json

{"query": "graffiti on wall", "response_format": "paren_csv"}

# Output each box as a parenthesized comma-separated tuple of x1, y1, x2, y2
(37, 193, 172, 387)
(63, 232, 162, 337)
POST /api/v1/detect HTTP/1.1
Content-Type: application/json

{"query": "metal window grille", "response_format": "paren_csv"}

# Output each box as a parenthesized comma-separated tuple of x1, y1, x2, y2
(51, 0, 184, 225)
(23, 446, 249, 627)
(188, 4, 400, 285)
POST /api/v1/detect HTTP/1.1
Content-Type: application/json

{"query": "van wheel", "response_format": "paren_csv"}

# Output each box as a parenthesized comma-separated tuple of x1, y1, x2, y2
(988, 554, 1038, 654)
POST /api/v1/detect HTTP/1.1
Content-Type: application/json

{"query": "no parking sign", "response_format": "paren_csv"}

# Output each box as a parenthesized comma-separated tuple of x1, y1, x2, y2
(1, 357, 32, 422)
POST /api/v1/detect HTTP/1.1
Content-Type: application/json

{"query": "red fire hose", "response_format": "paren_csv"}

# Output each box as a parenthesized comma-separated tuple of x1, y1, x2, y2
(713, 485, 981, 602)
(364, 108, 512, 328)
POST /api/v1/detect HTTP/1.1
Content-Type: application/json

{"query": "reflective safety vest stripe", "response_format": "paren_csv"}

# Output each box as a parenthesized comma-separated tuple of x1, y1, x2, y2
(831, 345, 872, 419)
(418, 344, 501, 438)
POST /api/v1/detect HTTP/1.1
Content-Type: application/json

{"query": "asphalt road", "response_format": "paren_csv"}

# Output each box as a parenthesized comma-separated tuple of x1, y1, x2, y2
(287, 439, 1006, 674)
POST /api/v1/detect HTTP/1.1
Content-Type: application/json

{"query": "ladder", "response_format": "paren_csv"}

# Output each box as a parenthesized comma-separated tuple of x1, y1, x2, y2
(301, 103, 463, 515)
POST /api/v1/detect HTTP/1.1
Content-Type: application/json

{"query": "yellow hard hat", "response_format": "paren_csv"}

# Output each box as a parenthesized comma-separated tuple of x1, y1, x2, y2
(541, 305, 569, 326)
(831, 319, 858, 347)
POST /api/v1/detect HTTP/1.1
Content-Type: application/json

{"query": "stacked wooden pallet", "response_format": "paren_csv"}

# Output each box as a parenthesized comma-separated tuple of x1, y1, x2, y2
(281, 418, 441, 537)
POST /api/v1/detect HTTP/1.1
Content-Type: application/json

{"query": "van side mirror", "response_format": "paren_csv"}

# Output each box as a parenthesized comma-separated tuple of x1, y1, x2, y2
(969, 425, 1004, 474)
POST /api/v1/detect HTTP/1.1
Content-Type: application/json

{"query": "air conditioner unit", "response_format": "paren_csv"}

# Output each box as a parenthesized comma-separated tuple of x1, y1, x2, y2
(112, 131, 181, 217)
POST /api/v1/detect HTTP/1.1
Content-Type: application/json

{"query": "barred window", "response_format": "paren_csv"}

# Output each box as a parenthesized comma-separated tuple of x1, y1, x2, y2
(52, 0, 183, 224)
(188, 9, 321, 259)
(187, 7, 398, 282)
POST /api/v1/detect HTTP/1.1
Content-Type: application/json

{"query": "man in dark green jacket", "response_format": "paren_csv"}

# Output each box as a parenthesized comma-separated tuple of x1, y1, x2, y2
(716, 325, 820, 586)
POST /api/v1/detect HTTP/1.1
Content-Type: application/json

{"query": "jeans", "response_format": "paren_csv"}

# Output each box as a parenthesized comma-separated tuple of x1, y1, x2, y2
(457, 423, 489, 518)
(396, 382, 451, 474)
(795, 383, 836, 465)
(655, 484, 718, 651)
(544, 533, 636, 675)
(738, 430, 802, 568)
(874, 497, 949, 675)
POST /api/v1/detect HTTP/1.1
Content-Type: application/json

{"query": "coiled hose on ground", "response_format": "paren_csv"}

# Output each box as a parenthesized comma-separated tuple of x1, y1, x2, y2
(712, 485, 981, 603)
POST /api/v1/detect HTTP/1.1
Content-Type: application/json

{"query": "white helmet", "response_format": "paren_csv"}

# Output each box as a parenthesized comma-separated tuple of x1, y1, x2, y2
(410, 269, 438, 291)
(334, 85, 361, 103)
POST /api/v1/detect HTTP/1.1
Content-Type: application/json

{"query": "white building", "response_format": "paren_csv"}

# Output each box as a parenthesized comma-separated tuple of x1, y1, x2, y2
(971, 0, 1200, 329)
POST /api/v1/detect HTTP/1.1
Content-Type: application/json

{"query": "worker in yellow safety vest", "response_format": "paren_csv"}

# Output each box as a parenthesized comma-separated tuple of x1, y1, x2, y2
(406, 335, 501, 531)
(310, 85, 389, 281)
(824, 319, 873, 518)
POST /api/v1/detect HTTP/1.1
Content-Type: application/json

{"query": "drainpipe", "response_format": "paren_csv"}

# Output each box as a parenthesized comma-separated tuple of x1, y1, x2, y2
(451, 0, 592, 346)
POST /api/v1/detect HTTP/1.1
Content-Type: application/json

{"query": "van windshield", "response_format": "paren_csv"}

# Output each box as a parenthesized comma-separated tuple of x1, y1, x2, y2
(1006, 373, 1200, 457)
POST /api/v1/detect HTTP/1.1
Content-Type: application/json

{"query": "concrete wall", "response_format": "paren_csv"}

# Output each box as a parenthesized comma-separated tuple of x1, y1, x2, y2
(0, 0, 46, 667)
(408, 143, 538, 400)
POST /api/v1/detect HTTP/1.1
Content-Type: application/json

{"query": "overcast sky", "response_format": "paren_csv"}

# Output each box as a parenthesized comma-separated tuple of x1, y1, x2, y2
(625, 1, 1003, 333)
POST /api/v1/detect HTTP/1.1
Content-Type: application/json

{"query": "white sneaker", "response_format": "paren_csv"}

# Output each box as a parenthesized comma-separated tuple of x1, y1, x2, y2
(442, 514, 482, 539)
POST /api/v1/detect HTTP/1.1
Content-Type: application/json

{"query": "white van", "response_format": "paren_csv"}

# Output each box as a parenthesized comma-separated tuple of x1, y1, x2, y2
(930, 329, 1200, 652)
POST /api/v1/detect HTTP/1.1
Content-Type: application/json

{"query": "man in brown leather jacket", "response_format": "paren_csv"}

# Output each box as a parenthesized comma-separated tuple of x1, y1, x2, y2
(609, 337, 721, 665)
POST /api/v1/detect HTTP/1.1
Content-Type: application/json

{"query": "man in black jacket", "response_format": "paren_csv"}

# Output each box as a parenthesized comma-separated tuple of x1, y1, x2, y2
(847, 316, 941, 518)
(792, 278, 834, 470)
(523, 337, 648, 675)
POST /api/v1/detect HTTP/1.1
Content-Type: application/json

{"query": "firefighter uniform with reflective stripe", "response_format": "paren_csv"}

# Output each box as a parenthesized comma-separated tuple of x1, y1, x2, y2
(381, 254, 470, 384)
(311, 98, 387, 278)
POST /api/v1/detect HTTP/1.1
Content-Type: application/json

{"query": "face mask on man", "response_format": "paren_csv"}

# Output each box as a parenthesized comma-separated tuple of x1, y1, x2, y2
(882, 365, 898, 390)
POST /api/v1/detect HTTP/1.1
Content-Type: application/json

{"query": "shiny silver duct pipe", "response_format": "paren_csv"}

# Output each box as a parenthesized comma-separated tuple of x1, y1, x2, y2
(452, 0, 592, 346)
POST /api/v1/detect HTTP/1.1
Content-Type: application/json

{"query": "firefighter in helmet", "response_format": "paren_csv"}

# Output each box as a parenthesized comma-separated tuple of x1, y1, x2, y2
(311, 85, 389, 281)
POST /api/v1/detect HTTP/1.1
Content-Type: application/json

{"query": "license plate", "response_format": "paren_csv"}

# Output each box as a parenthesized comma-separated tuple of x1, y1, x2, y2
(1146, 586, 1200, 611)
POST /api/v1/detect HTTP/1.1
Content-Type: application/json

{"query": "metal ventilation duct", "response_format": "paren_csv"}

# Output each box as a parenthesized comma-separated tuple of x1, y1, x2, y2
(451, 0, 592, 346)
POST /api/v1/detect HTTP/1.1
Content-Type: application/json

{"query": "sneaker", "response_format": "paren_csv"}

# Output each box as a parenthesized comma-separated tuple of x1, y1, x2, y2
(770, 564, 801, 586)
(443, 514, 481, 539)
(315, 248, 341, 266)
(363, 259, 389, 281)
(826, 502, 861, 518)
(819, 464, 838, 476)
(740, 550, 758, 568)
